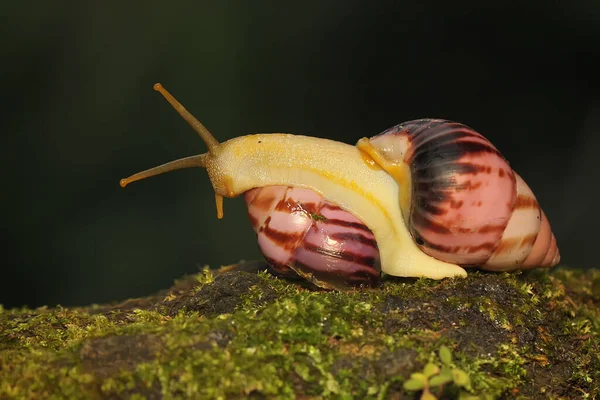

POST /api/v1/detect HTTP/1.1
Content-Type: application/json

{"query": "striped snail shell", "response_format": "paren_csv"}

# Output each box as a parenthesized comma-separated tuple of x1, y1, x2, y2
(120, 84, 560, 291)
(244, 186, 380, 289)
(360, 119, 560, 271)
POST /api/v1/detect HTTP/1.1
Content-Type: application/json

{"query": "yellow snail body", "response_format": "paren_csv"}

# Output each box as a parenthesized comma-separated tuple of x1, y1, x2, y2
(120, 84, 559, 289)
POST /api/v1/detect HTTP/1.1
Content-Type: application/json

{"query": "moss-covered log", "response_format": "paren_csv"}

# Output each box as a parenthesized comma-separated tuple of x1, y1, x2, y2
(1, 262, 599, 399)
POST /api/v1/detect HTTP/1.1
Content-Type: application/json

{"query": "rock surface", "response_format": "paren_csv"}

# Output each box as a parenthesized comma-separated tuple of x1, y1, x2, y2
(1, 262, 599, 399)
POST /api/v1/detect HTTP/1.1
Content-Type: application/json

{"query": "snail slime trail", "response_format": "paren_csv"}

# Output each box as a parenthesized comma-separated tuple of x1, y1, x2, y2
(120, 84, 560, 290)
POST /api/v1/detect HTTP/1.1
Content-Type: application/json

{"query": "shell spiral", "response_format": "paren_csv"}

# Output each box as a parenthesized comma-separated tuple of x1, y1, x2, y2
(367, 119, 560, 270)
(244, 186, 381, 289)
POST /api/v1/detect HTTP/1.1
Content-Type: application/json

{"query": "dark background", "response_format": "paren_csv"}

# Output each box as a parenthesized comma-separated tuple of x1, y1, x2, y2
(2, 2, 599, 308)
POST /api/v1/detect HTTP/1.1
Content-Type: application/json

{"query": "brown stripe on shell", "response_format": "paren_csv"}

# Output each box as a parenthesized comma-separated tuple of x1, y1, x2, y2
(522, 210, 554, 267)
(450, 200, 463, 209)
(412, 212, 507, 235)
(398, 120, 480, 148)
(410, 129, 482, 161)
(416, 240, 497, 255)
(261, 218, 306, 251)
(415, 178, 455, 190)
(412, 126, 480, 145)
(453, 180, 482, 191)
(320, 203, 344, 211)
(465, 242, 498, 254)
(274, 197, 319, 214)
(302, 242, 378, 268)
(414, 180, 453, 203)
(411, 213, 451, 234)
(514, 194, 539, 209)
(250, 191, 280, 211)
(450, 163, 490, 175)
(492, 233, 538, 254)
(541, 234, 559, 266)
(411, 139, 503, 166)
(420, 202, 448, 216)
(322, 218, 373, 232)
(521, 232, 539, 247)
(476, 224, 508, 234)
(328, 232, 378, 248)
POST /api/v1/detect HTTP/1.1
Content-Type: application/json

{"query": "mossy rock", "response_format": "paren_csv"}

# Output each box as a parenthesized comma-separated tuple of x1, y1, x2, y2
(1, 262, 598, 399)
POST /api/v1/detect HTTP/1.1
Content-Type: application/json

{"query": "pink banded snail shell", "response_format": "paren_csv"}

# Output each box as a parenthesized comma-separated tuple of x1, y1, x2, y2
(362, 120, 560, 270)
(120, 84, 560, 290)
(244, 186, 381, 289)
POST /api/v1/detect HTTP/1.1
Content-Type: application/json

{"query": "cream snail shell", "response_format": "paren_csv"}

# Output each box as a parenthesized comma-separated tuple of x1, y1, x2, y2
(120, 84, 560, 289)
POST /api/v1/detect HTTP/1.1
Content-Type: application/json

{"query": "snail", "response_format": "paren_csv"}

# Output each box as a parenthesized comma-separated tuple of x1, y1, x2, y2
(120, 83, 560, 290)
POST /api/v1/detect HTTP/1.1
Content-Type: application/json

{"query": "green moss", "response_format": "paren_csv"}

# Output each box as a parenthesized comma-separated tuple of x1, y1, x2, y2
(1, 264, 599, 399)
(310, 212, 328, 222)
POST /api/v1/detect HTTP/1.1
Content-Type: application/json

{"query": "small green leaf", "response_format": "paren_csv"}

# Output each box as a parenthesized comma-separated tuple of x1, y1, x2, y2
(292, 363, 310, 381)
(403, 378, 425, 391)
(409, 372, 428, 384)
(423, 363, 440, 378)
(421, 390, 438, 400)
(367, 385, 378, 395)
(452, 369, 470, 387)
(439, 345, 453, 365)
(440, 365, 453, 378)
(429, 374, 453, 387)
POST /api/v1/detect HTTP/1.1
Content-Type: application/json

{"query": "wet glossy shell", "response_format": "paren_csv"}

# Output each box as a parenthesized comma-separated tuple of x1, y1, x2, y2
(368, 119, 560, 270)
(244, 186, 381, 289)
